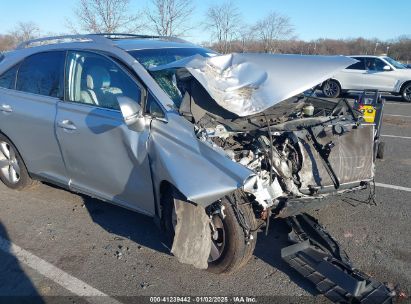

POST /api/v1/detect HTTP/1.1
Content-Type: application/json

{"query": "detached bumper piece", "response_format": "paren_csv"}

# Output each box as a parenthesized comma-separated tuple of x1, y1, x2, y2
(281, 214, 394, 303)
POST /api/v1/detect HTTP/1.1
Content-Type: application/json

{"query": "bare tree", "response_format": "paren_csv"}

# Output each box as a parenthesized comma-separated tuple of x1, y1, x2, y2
(146, 0, 194, 36)
(252, 12, 294, 53)
(67, 0, 142, 33)
(237, 25, 255, 53)
(9, 22, 41, 44)
(0, 35, 17, 51)
(205, 1, 242, 53)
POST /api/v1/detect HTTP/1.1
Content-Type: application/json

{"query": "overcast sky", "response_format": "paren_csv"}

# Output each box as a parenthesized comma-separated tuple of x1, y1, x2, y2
(1, 0, 410, 43)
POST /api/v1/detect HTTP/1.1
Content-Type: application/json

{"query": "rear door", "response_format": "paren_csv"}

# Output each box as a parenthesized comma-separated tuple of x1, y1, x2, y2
(336, 57, 369, 90)
(0, 51, 68, 185)
(56, 50, 155, 215)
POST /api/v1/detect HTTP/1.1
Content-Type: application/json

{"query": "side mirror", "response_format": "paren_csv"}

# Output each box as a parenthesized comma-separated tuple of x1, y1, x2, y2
(118, 96, 146, 132)
(383, 65, 391, 71)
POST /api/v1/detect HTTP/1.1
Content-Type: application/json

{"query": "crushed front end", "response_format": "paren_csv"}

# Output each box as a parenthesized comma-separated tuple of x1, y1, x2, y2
(194, 94, 375, 218)
(145, 52, 394, 302)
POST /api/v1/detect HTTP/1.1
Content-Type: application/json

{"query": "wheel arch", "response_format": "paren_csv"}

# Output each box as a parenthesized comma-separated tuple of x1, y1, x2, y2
(0, 130, 33, 179)
(156, 180, 189, 219)
(0, 130, 25, 164)
(322, 78, 342, 89)
(400, 80, 411, 93)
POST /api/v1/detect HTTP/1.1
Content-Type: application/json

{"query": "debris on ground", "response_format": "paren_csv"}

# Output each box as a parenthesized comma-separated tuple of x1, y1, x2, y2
(114, 250, 123, 259)
(140, 282, 151, 289)
(344, 231, 353, 238)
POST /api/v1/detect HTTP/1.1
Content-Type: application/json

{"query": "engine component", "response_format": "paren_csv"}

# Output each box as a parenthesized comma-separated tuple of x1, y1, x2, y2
(303, 103, 315, 116)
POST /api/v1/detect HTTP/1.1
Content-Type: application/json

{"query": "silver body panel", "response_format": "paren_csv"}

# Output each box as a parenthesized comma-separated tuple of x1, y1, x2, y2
(55, 101, 155, 215)
(148, 113, 252, 207)
(0, 89, 68, 185)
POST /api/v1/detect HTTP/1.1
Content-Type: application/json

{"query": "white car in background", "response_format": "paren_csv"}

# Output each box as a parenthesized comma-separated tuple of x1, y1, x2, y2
(322, 55, 411, 102)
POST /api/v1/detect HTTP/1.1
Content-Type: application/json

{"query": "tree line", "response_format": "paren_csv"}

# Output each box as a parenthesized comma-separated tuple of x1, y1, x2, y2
(1, 0, 410, 63)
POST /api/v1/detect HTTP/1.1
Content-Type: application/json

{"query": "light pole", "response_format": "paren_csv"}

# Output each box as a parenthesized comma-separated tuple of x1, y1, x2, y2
(374, 42, 379, 55)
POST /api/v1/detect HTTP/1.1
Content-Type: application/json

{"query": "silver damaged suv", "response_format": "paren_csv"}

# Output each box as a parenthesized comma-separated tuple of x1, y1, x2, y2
(0, 34, 376, 273)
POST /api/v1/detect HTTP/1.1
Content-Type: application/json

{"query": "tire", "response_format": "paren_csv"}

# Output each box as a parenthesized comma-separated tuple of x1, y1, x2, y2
(401, 82, 411, 102)
(322, 80, 341, 98)
(0, 134, 37, 190)
(161, 187, 257, 274)
(376, 142, 385, 159)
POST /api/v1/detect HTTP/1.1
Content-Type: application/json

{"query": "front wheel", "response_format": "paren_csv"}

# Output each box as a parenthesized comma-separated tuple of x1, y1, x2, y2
(401, 83, 411, 102)
(207, 196, 257, 274)
(161, 187, 258, 274)
(322, 79, 341, 98)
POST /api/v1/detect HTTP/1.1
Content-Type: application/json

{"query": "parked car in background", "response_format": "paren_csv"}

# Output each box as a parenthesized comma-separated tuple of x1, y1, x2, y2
(322, 55, 411, 102)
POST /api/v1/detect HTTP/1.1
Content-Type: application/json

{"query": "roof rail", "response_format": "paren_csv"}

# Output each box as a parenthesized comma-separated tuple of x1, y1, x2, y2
(93, 33, 190, 43)
(15, 34, 111, 50)
(16, 33, 191, 50)
(92, 33, 161, 39)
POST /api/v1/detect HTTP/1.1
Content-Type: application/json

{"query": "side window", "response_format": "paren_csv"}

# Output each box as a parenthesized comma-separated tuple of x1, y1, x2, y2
(365, 58, 386, 71)
(16, 52, 65, 97)
(65, 51, 141, 111)
(346, 57, 365, 70)
(0, 65, 19, 90)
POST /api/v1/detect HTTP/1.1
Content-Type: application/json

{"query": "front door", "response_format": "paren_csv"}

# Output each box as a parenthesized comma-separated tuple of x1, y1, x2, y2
(56, 50, 155, 215)
(364, 57, 397, 91)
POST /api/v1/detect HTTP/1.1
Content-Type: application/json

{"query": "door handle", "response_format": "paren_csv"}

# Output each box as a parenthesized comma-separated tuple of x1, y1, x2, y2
(0, 104, 12, 113)
(58, 120, 77, 131)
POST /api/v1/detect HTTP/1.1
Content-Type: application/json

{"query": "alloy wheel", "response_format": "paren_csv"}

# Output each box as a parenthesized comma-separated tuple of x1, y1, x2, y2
(404, 86, 411, 102)
(208, 214, 226, 262)
(323, 81, 339, 97)
(0, 141, 21, 184)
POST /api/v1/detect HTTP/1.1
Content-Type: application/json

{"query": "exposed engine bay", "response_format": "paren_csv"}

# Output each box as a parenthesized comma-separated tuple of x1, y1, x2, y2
(146, 53, 375, 215)
(177, 76, 375, 216)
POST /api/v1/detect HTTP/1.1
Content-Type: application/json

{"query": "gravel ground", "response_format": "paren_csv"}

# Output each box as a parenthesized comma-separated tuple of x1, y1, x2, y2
(0, 95, 410, 303)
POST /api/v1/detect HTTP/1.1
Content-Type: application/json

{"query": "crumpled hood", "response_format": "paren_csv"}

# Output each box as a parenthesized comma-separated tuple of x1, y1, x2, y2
(150, 53, 356, 117)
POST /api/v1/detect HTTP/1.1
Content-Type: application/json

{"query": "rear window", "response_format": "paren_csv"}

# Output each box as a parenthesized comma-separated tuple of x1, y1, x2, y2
(0, 65, 18, 90)
(346, 57, 365, 70)
(16, 51, 65, 98)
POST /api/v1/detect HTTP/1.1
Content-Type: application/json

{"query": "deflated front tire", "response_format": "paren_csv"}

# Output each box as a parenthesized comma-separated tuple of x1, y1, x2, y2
(161, 186, 258, 274)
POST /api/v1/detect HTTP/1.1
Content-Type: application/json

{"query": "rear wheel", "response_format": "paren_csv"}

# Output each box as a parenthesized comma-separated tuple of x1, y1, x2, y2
(401, 82, 411, 102)
(161, 187, 257, 274)
(0, 134, 37, 190)
(322, 79, 341, 98)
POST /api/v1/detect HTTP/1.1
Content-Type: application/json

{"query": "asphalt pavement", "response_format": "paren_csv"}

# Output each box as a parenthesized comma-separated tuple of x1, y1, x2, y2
(0, 95, 410, 303)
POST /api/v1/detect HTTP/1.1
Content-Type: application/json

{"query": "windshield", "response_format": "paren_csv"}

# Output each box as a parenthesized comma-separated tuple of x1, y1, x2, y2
(129, 48, 214, 69)
(384, 57, 406, 69)
(128, 48, 215, 107)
